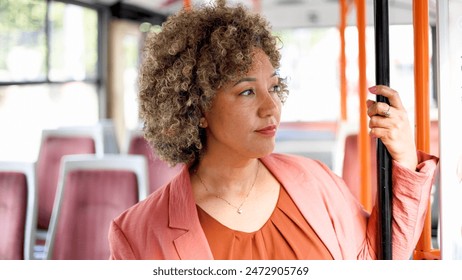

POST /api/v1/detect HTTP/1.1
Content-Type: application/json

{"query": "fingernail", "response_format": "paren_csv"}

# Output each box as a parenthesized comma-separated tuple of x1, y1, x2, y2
(368, 86, 377, 93)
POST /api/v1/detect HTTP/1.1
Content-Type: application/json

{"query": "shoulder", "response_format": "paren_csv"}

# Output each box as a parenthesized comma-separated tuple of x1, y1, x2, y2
(108, 183, 172, 259)
(110, 164, 193, 237)
(112, 165, 190, 228)
(112, 183, 170, 232)
(262, 153, 341, 191)
(108, 166, 198, 259)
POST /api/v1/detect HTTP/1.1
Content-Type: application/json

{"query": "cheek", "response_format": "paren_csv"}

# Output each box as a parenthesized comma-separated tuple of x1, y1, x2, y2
(206, 106, 242, 129)
(274, 100, 283, 118)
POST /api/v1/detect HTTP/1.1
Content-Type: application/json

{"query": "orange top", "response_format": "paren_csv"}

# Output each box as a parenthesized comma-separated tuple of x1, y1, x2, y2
(197, 187, 333, 260)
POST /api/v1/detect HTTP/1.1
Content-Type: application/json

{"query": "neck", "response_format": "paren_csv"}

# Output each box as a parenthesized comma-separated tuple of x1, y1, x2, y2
(194, 157, 260, 195)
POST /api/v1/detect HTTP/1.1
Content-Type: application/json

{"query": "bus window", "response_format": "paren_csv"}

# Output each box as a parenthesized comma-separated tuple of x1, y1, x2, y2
(0, 1, 100, 161)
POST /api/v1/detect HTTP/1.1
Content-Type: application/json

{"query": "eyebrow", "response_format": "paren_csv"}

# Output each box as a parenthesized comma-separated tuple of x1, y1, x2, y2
(233, 72, 278, 86)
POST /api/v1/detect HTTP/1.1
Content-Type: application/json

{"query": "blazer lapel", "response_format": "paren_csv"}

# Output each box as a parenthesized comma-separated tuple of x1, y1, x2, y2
(261, 155, 343, 259)
(168, 166, 214, 260)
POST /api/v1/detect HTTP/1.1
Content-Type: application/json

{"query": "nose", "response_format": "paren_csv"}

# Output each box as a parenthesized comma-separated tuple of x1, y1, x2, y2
(258, 88, 281, 117)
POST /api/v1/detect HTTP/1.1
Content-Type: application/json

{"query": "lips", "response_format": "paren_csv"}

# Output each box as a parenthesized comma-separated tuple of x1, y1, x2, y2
(256, 124, 277, 136)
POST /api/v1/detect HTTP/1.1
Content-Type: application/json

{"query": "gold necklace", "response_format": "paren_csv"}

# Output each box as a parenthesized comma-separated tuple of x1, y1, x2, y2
(195, 161, 260, 214)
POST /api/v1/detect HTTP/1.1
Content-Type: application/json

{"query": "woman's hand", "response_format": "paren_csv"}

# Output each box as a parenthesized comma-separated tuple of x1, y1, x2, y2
(366, 85, 418, 171)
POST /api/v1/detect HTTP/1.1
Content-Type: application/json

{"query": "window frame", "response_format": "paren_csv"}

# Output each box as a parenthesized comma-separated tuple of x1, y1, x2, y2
(0, 0, 106, 86)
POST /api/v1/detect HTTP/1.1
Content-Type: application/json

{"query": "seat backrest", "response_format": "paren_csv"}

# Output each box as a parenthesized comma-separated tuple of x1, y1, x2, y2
(126, 129, 182, 193)
(99, 119, 120, 154)
(44, 154, 148, 260)
(36, 126, 104, 230)
(0, 161, 37, 260)
(341, 133, 377, 205)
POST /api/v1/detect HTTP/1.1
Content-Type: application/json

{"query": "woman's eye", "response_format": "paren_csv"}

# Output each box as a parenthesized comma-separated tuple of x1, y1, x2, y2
(239, 89, 255, 96)
(270, 85, 281, 93)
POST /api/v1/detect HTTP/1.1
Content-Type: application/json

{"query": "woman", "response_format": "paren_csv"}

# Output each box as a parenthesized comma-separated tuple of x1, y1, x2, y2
(108, 0, 438, 260)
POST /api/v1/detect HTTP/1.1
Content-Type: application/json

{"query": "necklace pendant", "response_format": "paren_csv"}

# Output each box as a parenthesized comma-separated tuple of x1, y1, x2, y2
(237, 208, 243, 214)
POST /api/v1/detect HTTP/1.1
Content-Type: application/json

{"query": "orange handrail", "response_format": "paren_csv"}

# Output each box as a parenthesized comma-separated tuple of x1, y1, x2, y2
(339, 0, 349, 122)
(183, 0, 191, 10)
(252, 0, 261, 13)
(355, 0, 371, 212)
(412, 0, 440, 260)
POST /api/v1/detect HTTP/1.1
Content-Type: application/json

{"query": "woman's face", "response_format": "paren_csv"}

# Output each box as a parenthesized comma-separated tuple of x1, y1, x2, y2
(202, 48, 282, 160)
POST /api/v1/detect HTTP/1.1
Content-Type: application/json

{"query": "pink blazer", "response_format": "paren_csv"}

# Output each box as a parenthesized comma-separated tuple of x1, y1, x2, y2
(108, 152, 438, 260)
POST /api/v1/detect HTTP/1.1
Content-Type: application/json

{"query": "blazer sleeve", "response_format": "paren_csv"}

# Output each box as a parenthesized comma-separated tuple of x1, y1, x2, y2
(365, 151, 439, 259)
(108, 220, 137, 260)
(317, 150, 438, 259)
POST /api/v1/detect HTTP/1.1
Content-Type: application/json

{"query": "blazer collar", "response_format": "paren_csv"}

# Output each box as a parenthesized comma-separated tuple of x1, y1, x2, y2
(168, 165, 213, 259)
(168, 167, 195, 229)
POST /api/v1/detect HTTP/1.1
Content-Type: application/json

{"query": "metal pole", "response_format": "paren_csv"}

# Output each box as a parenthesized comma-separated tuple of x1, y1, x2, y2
(374, 0, 392, 260)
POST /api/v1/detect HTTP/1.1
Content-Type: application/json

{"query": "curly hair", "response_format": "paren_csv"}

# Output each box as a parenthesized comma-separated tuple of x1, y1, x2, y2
(138, 0, 288, 166)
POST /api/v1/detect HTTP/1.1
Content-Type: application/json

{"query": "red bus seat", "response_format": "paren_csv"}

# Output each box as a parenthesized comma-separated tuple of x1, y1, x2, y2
(44, 154, 148, 260)
(0, 161, 37, 260)
(36, 126, 103, 232)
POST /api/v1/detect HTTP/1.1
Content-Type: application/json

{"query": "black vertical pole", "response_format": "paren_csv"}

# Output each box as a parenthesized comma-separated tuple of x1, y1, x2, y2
(374, 0, 393, 260)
